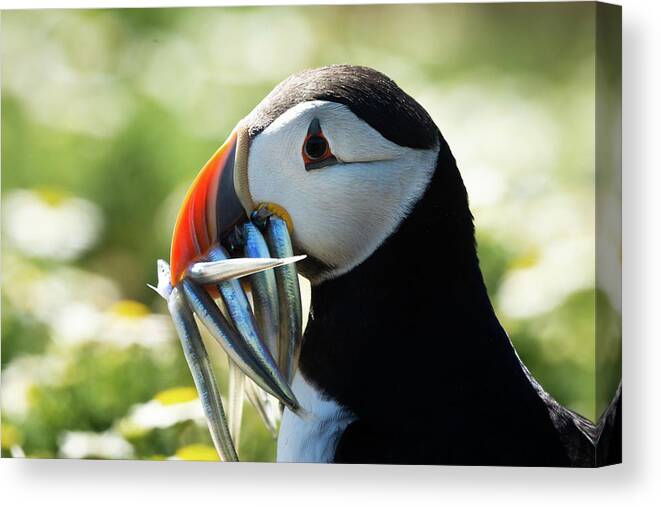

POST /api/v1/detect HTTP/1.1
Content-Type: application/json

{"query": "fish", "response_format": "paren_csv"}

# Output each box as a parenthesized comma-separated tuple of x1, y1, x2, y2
(239, 222, 281, 360)
(244, 379, 280, 438)
(186, 255, 304, 285)
(181, 278, 296, 410)
(207, 244, 300, 413)
(166, 284, 238, 462)
(227, 360, 246, 452)
(262, 215, 304, 384)
(153, 206, 307, 460)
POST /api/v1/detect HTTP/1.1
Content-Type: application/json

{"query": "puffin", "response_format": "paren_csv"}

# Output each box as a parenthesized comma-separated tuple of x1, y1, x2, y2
(161, 64, 621, 466)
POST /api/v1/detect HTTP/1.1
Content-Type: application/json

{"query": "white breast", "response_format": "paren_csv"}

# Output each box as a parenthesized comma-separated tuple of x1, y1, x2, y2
(277, 372, 356, 463)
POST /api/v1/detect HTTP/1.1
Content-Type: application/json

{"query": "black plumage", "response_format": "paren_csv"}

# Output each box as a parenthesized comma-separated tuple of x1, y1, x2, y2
(245, 65, 438, 150)
(249, 65, 622, 466)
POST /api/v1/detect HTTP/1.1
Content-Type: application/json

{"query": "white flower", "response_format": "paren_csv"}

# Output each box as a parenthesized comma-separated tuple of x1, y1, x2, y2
(50, 302, 104, 347)
(124, 402, 204, 433)
(119, 387, 205, 435)
(2, 257, 120, 328)
(3, 189, 102, 261)
(1, 355, 69, 419)
(10, 446, 26, 458)
(99, 300, 173, 349)
(498, 237, 595, 319)
(48, 298, 175, 350)
(58, 431, 134, 459)
(127, 398, 204, 430)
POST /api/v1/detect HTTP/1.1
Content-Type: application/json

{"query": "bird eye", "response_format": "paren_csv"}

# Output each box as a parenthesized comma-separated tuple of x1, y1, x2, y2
(302, 118, 336, 171)
(304, 136, 328, 160)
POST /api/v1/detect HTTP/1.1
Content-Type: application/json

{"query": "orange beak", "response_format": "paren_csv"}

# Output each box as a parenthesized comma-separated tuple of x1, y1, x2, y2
(169, 130, 246, 285)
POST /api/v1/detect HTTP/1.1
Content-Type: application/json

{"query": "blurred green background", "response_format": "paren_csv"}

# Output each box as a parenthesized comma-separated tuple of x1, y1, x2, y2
(1, 3, 621, 461)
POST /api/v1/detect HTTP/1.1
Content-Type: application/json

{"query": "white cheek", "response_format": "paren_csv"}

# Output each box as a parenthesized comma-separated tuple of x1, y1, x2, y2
(247, 101, 438, 281)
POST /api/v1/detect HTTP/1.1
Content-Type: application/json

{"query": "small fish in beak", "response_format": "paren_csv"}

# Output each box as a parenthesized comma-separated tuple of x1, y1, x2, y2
(233, 222, 282, 363)
(186, 255, 304, 285)
(153, 127, 308, 460)
(227, 361, 246, 450)
(166, 283, 238, 462)
(180, 277, 295, 407)
(244, 378, 280, 438)
(252, 207, 304, 384)
(207, 244, 299, 412)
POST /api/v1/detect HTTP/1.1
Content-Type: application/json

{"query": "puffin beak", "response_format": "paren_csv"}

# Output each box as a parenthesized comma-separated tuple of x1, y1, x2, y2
(150, 126, 306, 461)
(169, 130, 244, 286)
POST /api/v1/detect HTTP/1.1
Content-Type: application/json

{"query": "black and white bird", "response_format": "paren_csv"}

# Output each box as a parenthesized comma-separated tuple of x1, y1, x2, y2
(160, 64, 621, 466)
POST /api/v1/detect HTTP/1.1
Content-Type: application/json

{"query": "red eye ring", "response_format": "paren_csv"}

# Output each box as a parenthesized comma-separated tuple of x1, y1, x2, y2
(302, 119, 336, 170)
(303, 133, 331, 162)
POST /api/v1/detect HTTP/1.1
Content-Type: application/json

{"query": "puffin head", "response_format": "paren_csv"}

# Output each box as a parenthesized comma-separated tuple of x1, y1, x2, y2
(170, 65, 441, 286)
(160, 65, 454, 461)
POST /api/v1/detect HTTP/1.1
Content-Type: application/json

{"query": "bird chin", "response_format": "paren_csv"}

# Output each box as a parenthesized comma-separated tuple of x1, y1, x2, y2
(293, 250, 336, 286)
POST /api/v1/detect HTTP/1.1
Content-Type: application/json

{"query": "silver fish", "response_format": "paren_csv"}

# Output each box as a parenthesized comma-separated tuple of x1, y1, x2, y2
(181, 278, 296, 410)
(167, 285, 238, 462)
(187, 255, 304, 285)
(207, 244, 300, 413)
(264, 215, 304, 383)
(244, 379, 280, 438)
(240, 222, 281, 360)
(227, 360, 245, 452)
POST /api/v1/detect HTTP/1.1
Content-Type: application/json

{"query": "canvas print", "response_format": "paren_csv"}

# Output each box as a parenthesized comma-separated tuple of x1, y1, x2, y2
(1, 2, 621, 466)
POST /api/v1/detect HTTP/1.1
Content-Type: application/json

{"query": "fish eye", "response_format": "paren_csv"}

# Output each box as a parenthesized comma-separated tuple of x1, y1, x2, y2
(302, 118, 337, 171)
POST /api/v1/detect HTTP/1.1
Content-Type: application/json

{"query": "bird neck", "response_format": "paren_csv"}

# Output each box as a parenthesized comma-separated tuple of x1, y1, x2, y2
(297, 135, 571, 466)
(299, 136, 535, 412)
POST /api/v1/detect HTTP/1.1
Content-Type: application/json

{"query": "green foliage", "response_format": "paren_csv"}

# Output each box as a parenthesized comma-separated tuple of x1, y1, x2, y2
(1, 300, 50, 367)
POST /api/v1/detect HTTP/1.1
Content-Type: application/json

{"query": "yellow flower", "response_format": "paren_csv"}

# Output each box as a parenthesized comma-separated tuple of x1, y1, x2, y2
(108, 300, 151, 318)
(174, 444, 220, 461)
(155, 387, 198, 405)
(1, 424, 22, 449)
